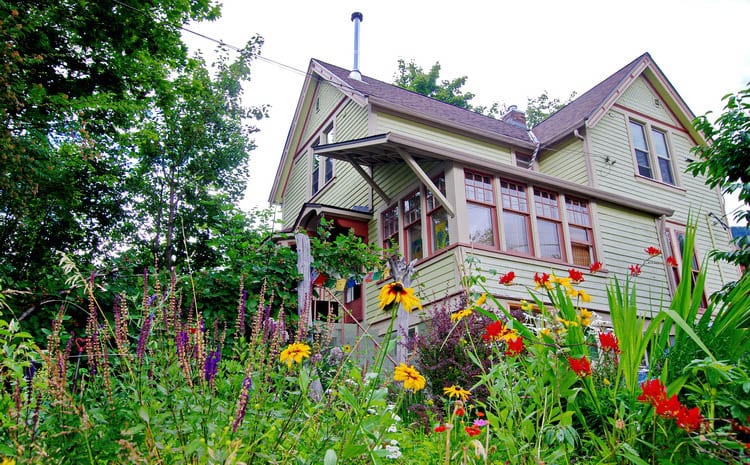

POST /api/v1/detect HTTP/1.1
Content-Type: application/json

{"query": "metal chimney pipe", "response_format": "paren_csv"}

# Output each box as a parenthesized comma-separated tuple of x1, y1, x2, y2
(349, 12, 363, 80)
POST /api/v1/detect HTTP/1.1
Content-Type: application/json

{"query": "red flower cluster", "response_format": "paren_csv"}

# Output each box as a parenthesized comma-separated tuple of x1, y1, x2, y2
(629, 264, 642, 277)
(598, 332, 620, 354)
(568, 268, 584, 283)
(534, 272, 551, 288)
(498, 271, 516, 285)
(645, 246, 662, 256)
(482, 320, 512, 343)
(434, 424, 447, 433)
(567, 355, 592, 377)
(637, 379, 704, 432)
(589, 261, 603, 273)
(666, 256, 678, 267)
(464, 425, 482, 437)
(505, 337, 524, 356)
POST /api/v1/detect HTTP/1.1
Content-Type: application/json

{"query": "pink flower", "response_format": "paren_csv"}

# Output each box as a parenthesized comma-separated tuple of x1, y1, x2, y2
(473, 419, 488, 427)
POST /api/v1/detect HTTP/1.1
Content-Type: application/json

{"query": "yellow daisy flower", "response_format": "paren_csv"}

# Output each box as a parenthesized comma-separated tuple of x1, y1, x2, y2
(539, 327, 552, 339)
(450, 308, 473, 322)
(474, 293, 487, 307)
(393, 363, 426, 392)
(578, 308, 593, 327)
(378, 281, 422, 312)
(279, 342, 311, 367)
(443, 384, 471, 401)
(520, 299, 533, 312)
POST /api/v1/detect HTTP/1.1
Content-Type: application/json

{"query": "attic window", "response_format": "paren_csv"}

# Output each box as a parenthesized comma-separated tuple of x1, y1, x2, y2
(515, 152, 533, 169)
(654, 98, 662, 108)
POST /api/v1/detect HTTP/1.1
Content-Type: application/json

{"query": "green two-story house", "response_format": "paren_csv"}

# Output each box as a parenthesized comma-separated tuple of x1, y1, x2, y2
(268, 52, 739, 337)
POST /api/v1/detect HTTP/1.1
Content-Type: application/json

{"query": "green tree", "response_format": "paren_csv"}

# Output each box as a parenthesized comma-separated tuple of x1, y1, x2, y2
(687, 84, 750, 269)
(394, 59, 500, 117)
(0, 1, 267, 330)
(393, 60, 575, 124)
(526, 90, 577, 127)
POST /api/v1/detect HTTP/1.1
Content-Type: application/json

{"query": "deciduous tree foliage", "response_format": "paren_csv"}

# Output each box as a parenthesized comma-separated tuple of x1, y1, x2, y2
(688, 84, 750, 269)
(393, 59, 575, 124)
(0, 1, 266, 326)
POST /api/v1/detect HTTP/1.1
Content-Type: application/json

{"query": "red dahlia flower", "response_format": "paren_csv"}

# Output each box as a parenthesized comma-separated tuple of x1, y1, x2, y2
(645, 246, 662, 256)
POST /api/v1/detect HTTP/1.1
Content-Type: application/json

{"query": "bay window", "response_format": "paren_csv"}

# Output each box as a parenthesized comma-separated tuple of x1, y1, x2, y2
(565, 198, 594, 266)
(534, 189, 564, 260)
(427, 174, 450, 253)
(501, 179, 531, 254)
(465, 171, 497, 247)
(403, 191, 423, 260)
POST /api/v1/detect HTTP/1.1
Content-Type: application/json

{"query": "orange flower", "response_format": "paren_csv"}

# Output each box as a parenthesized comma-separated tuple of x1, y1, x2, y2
(645, 246, 662, 256)
(589, 261, 603, 273)
(498, 271, 516, 285)
(567, 355, 592, 377)
(568, 268, 585, 283)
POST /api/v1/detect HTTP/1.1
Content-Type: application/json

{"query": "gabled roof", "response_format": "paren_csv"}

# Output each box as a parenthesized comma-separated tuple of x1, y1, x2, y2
(533, 52, 703, 147)
(312, 59, 535, 147)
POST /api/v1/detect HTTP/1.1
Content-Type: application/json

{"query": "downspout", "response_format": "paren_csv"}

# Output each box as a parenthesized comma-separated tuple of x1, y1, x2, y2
(528, 130, 541, 166)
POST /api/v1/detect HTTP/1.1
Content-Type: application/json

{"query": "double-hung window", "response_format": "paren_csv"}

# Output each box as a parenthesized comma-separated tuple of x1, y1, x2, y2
(427, 174, 450, 253)
(311, 124, 335, 196)
(534, 189, 565, 260)
(382, 205, 399, 252)
(629, 120, 676, 186)
(501, 179, 531, 254)
(565, 197, 594, 266)
(402, 191, 423, 260)
(465, 171, 497, 247)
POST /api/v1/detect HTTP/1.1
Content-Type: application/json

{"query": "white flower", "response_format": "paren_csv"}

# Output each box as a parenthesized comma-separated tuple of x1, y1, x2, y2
(385, 444, 401, 459)
(390, 413, 401, 422)
(367, 408, 377, 415)
(387, 424, 397, 433)
(389, 439, 399, 446)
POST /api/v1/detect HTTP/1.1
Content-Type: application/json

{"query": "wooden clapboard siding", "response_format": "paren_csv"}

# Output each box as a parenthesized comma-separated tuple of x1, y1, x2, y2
(312, 101, 370, 208)
(538, 139, 588, 185)
(282, 155, 310, 223)
(375, 112, 514, 166)
(596, 204, 671, 311)
(618, 77, 677, 125)
(301, 81, 343, 143)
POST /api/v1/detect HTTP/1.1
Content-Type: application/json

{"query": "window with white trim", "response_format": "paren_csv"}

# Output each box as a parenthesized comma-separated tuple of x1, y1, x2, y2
(311, 124, 335, 196)
(628, 120, 676, 186)
(402, 190, 423, 261)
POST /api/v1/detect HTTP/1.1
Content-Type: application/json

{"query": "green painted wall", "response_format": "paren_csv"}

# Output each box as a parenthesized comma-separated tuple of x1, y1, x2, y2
(537, 138, 588, 185)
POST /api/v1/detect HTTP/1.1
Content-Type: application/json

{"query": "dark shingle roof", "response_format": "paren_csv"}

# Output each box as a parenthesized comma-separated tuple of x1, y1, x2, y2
(532, 53, 650, 145)
(313, 59, 534, 147)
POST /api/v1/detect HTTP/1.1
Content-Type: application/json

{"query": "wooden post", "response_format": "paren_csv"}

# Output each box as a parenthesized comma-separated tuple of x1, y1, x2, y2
(295, 232, 322, 401)
(295, 232, 312, 328)
(388, 256, 416, 365)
